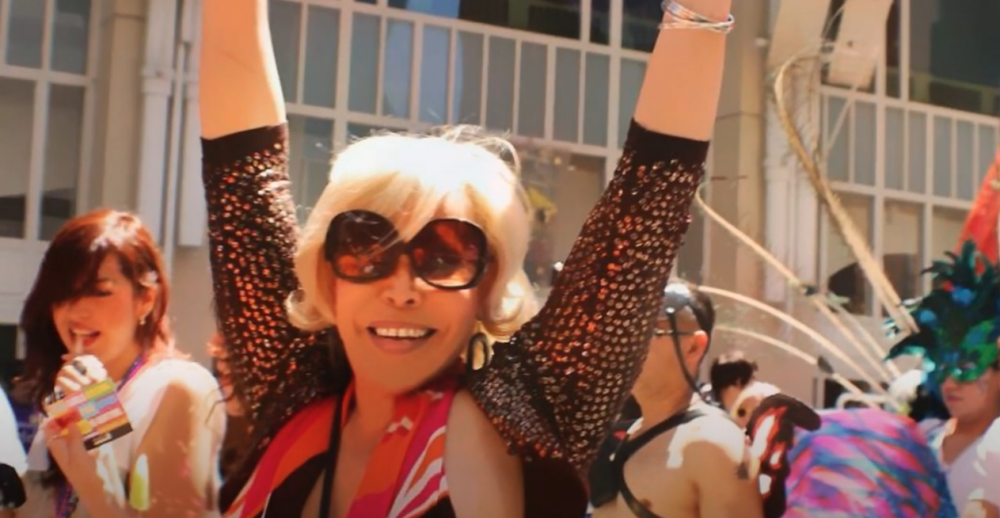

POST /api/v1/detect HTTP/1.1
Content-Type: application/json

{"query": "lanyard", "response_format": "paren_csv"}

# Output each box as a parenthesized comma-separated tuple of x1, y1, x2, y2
(117, 354, 148, 392)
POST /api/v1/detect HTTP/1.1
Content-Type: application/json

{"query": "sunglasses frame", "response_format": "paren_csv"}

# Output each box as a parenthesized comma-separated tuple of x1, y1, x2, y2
(322, 209, 491, 291)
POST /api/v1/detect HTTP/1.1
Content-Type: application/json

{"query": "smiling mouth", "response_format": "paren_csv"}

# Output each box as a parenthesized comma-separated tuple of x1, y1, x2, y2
(365, 325, 438, 355)
(367, 327, 436, 340)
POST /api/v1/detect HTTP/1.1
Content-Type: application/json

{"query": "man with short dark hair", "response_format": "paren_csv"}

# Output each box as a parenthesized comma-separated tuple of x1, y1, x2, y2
(708, 350, 758, 410)
(590, 282, 762, 518)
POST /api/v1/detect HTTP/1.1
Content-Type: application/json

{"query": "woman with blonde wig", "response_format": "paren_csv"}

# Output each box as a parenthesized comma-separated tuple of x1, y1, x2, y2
(199, 0, 733, 516)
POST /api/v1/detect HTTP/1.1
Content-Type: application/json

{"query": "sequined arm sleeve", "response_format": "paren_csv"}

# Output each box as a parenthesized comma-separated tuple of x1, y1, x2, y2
(201, 125, 334, 433)
(469, 120, 708, 474)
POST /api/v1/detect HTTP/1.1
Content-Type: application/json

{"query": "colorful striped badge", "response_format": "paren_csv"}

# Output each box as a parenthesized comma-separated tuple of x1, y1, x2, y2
(47, 379, 133, 450)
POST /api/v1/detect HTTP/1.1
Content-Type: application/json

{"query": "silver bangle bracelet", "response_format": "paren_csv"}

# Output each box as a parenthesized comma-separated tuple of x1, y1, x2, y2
(658, 0, 735, 35)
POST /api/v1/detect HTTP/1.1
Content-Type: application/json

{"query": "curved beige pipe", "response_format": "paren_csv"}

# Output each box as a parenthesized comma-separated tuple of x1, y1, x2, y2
(771, 51, 918, 339)
(695, 193, 895, 381)
(700, 285, 888, 395)
(715, 325, 875, 404)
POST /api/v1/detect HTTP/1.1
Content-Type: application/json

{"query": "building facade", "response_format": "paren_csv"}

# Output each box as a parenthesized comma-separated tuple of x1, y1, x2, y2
(0, 0, 997, 406)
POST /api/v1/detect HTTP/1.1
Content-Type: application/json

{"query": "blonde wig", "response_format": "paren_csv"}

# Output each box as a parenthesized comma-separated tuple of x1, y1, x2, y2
(287, 125, 538, 339)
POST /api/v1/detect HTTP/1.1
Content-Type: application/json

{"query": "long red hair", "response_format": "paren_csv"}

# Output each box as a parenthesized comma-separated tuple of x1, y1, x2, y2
(20, 209, 174, 410)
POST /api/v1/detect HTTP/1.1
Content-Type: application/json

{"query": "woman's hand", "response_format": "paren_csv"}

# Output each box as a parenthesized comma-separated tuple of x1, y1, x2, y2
(43, 355, 129, 515)
(50, 354, 108, 397)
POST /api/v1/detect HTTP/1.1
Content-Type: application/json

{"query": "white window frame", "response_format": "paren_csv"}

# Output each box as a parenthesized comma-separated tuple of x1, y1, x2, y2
(0, 0, 98, 243)
(813, 0, 1000, 321)
(268, 0, 708, 278)
(0, 0, 98, 331)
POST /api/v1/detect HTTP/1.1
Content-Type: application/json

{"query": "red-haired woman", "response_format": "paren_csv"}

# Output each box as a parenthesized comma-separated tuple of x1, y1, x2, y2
(7, 209, 226, 518)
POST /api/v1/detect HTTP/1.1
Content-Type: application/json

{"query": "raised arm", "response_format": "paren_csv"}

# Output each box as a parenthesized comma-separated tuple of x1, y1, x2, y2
(468, 0, 730, 472)
(199, 0, 335, 498)
(200, 0, 284, 138)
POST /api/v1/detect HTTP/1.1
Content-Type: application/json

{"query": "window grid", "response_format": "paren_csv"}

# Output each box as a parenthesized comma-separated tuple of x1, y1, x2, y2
(816, 0, 1000, 319)
(0, 0, 95, 243)
(272, 0, 685, 286)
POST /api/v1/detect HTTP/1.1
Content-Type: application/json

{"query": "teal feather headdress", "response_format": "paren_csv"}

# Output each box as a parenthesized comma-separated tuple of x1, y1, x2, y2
(885, 240, 1000, 384)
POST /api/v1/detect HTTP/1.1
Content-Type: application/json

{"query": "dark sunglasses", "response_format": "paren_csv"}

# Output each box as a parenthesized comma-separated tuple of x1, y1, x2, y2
(323, 210, 490, 290)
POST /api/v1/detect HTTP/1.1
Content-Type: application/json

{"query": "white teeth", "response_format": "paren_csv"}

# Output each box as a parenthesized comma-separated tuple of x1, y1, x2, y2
(71, 330, 98, 336)
(372, 328, 431, 339)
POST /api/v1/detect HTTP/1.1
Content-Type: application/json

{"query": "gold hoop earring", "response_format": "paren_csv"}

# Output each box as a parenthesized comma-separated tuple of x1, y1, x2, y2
(465, 332, 492, 371)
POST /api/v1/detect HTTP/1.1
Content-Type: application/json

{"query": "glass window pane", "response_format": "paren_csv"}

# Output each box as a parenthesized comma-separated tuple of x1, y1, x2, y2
(618, 59, 644, 148)
(978, 125, 997, 187)
(825, 96, 849, 182)
(287, 116, 334, 221)
(882, 200, 922, 302)
(622, 0, 659, 52)
(349, 14, 381, 114)
(0, 79, 35, 238)
(824, 192, 872, 315)
(484, 37, 514, 131)
(269, 0, 302, 103)
(50, 0, 90, 74)
(955, 121, 974, 200)
(383, 20, 413, 119)
(553, 49, 579, 143)
(7, 0, 45, 68)
(931, 207, 964, 260)
(884, 0, 901, 98)
(389, 0, 580, 40)
(932, 116, 952, 197)
(521, 147, 604, 292)
(590, 0, 610, 45)
(302, 6, 340, 108)
(419, 26, 450, 125)
(451, 31, 483, 125)
(907, 112, 927, 194)
(852, 102, 875, 185)
(40, 85, 84, 240)
(583, 53, 609, 147)
(517, 43, 546, 138)
(909, 0, 1000, 116)
(884, 107, 904, 190)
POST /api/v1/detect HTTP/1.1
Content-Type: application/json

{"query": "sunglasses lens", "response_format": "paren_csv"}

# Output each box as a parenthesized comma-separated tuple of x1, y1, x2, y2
(326, 211, 399, 281)
(409, 219, 488, 288)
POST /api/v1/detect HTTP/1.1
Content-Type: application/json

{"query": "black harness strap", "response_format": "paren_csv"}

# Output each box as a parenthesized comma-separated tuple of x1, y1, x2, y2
(591, 408, 708, 518)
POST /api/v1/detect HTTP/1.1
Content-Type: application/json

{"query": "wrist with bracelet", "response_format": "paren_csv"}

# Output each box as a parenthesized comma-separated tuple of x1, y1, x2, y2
(659, 0, 735, 35)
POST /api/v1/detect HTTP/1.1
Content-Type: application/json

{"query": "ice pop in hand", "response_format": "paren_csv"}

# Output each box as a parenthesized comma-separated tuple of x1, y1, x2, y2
(129, 454, 150, 512)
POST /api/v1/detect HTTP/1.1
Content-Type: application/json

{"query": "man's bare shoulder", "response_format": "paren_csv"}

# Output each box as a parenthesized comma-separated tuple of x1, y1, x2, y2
(670, 409, 756, 485)
(679, 409, 763, 516)
(675, 410, 748, 459)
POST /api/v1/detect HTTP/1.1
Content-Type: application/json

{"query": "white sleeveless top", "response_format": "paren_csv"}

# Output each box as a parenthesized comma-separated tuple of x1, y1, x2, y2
(930, 418, 1000, 511)
(22, 357, 226, 518)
